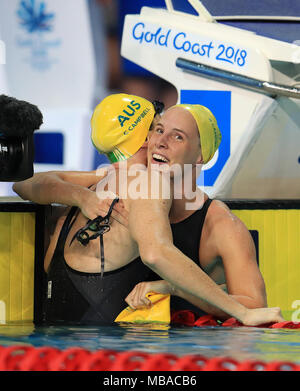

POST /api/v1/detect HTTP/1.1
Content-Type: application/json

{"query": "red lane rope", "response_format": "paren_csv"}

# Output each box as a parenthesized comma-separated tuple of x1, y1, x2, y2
(0, 345, 299, 371)
(171, 311, 300, 329)
(0, 315, 298, 371)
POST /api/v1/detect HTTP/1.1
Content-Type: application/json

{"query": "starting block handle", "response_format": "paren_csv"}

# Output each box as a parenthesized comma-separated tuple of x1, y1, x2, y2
(176, 57, 300, 99)
(165, 0, 215, 22)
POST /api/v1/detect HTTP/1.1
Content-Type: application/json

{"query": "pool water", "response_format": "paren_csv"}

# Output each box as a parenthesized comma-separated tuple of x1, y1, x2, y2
(0, 323, 299, 363)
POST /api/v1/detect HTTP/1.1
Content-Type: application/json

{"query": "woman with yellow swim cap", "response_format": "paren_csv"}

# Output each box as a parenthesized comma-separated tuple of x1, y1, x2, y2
(13, 94, 284, 327)
(91, 93, 164, 163)
(90, 95, 282, 328)
(91, 94, 221, 166)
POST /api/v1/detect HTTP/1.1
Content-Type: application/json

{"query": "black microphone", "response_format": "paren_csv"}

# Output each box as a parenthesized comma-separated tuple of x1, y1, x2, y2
(0, 95, 43, 182)
(0, 95, 43, 138)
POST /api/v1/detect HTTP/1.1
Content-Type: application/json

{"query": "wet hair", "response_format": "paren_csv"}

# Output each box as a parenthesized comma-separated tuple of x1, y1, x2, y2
(152, 100, 164, 116)
(149, 100, 164, 131)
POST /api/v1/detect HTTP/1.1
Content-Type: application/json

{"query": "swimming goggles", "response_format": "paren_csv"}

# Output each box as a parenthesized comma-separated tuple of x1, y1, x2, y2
(70, 197, 119, 277)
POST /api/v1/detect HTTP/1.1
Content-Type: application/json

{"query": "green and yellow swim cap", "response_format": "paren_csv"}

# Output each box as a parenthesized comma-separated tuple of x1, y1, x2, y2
(175, 104, 222, 164)
(91, 93, 155, 163)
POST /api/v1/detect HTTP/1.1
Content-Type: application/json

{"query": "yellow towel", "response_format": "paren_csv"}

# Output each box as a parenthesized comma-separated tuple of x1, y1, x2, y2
(115, 292, 170, 324)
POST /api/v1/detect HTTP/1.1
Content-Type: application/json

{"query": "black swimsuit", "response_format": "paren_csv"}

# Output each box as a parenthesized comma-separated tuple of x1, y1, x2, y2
(44, 198, 213, 324)
(169, 198, 213, 314)
(44, 206, 156, 325)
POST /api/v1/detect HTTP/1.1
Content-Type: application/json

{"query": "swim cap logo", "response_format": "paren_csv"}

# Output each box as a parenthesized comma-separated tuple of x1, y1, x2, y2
(118, 100, 141, 127)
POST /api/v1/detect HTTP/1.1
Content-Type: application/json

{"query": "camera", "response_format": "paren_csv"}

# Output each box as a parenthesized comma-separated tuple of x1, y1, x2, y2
(0, 95, 43, 181)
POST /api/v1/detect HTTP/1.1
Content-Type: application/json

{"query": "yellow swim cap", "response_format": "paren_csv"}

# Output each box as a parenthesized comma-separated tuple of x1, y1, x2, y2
(175, 104, 222, 164)
(91, 93, 155, 163)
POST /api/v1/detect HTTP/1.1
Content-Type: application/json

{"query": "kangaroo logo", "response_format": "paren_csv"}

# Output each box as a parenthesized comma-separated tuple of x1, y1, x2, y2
(118, 100, 141, 127)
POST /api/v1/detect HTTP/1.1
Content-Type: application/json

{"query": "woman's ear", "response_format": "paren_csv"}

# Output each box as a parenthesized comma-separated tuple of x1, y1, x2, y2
(196, 153, 204, 165)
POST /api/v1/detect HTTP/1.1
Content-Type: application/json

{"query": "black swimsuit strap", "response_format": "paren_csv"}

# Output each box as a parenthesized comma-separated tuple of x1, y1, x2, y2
(54, 206, 79, 254)
(199, 198, 212, 238)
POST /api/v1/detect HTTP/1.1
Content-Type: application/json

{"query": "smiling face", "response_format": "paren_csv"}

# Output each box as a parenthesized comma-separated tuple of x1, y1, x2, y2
(125, 113, 162, 166)
(147, 106, 203, 172)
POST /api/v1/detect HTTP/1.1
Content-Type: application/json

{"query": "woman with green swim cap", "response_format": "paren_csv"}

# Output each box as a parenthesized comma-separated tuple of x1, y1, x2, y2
(13, 93, 284, 326)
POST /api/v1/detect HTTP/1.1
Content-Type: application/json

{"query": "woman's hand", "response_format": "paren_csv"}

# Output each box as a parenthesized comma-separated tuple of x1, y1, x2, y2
(125, 280, 173, 309)
(78, 189, 128, 224)
(241, 307, 285, 326)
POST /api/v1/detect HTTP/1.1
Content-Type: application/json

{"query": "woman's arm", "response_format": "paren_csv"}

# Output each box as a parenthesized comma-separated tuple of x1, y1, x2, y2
(13, 170, 116, 220)
(126, 172, 284, 326)
(13, 170, 98, 203)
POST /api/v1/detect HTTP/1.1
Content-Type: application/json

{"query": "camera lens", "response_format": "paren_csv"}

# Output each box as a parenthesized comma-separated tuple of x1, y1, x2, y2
(0, 137, 23, 179)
